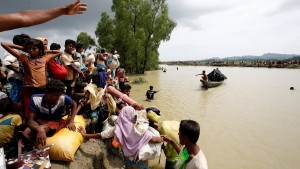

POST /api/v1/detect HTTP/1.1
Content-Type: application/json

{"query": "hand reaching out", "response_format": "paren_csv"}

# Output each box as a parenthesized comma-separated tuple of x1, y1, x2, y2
(65, 0, 88, 15)
(161, 135, 173, 143)
(77, 126, 86, 136)
(131, 102, 144, 110)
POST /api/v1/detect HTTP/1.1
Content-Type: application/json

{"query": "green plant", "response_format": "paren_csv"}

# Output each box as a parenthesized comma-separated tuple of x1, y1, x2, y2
(131, 77, 147, 84)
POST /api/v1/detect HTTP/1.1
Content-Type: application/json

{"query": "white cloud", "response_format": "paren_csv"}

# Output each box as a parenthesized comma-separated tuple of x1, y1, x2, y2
(1, 0, 300, 61)
(159, 0, 300, 61)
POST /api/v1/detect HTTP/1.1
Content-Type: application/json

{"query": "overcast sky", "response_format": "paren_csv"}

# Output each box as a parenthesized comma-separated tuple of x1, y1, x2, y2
(1, 0, 300, 61)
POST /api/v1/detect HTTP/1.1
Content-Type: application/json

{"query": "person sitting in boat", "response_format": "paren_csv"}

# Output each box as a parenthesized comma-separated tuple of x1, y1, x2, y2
(146, 86, 159, 100)
(196, 70, 208, 82)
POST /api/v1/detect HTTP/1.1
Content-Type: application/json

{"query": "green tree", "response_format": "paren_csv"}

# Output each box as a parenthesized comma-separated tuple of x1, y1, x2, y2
(112, 0, 176, 73)
(76, 32, 96, 50)
(139, 0, 176, 73)
(94, 0, 176, 73)
(95, 12, 115, 51)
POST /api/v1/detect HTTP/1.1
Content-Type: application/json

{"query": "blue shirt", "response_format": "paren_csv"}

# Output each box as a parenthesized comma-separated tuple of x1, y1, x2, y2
(29, 94, 72, 121)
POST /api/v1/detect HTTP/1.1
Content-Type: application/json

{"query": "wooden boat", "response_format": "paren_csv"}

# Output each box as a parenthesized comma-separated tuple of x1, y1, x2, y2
(200, 79, 224, 88)
(200, 68, 227, 88)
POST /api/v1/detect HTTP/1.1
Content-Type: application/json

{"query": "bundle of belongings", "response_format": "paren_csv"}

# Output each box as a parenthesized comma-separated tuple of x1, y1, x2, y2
(207, 68, 227, 81)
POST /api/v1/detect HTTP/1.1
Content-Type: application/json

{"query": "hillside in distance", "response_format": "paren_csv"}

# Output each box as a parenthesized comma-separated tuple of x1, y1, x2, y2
(200, 53, 299, 62)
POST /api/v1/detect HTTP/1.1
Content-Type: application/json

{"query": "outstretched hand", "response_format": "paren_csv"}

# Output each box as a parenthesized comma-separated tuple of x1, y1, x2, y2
(77, 126, 86, 136)
(65, 0, 88, 15)
(131, 102, 144, 110)
(161, 135, 173, 143)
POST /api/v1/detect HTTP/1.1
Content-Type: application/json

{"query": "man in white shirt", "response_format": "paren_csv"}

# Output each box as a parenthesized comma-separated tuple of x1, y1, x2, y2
(162, 120, 208, 169)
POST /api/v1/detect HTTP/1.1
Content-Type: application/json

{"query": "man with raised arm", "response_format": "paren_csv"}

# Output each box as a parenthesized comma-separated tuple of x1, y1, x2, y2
(0, 0, 87, 32)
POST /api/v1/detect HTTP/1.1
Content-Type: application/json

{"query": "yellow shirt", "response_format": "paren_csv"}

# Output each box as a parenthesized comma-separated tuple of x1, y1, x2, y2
(165, 143, 179, 162)
(0, 114, 22, 146)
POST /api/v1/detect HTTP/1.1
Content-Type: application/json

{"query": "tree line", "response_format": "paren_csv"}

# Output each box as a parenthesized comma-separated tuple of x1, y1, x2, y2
(76, 0, 176, 74)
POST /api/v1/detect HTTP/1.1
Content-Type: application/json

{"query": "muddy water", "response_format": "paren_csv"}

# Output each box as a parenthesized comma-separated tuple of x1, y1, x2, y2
(127, 65, 300, 169)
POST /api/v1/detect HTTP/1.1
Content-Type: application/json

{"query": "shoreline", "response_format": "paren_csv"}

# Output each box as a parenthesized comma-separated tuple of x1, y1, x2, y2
(160, 61, 300, 69)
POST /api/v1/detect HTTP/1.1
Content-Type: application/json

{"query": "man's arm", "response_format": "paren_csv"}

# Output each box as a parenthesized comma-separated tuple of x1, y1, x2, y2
(0, 0, 87, 32)
(66, 100, 77, 131)
(78, 126, 102, 139)
(150, 136, 163, 143)
(70, 63, 82, 73)
(27, 112, 41, 132)
(70, 63, 84, 77)
(162, 135, 181, 154)
(27, 111, 48, 146)
(45, 50, 62, 60)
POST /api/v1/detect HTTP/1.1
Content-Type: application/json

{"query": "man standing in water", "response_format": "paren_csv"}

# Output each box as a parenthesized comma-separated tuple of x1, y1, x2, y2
(146, 86, 159, 100)
(162, 120, 208, 169)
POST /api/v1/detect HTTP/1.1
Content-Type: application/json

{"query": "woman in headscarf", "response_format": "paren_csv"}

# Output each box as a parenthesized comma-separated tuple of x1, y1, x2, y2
(78, 105, 163, 168)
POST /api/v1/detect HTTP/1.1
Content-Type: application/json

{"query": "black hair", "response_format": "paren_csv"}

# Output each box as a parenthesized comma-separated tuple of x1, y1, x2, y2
(13, 34, 31, 46)
(150, 86, 153, 90)
(0, 97, 14, 115)
(179, 120, 200, 144)
(85, 74, 92, 83)
(76, 43, 83, 51)
(46, 79, 65, 93)
(110, 47, 116, 54)
(121, 84, 131, 92)
(100, 48, 106, 53)
(50, 43, 61, 50)
(65, 39, 76, 47)
(23, 38, 45, 57)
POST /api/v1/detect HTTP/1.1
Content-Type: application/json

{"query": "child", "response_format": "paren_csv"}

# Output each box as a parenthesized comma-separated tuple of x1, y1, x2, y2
(162, 120, 208, 169)
(61, 39, 84, 96)
(21, 80, 77, 146)
(1, 39, 62, 120)
(0, 96, 22, 147)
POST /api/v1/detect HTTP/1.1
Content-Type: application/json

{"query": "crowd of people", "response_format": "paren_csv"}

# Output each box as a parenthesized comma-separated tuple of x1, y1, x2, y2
(0, 34, 207, 169)
(0, 0, 207, 168)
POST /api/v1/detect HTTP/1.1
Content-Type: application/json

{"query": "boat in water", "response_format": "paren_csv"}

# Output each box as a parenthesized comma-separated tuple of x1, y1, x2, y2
(200, 68, 227, 88)
(200, 79, 224, 88)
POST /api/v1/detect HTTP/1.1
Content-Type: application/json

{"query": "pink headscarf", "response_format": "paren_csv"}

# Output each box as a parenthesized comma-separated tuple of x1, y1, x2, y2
(114, 106, 152, 159)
